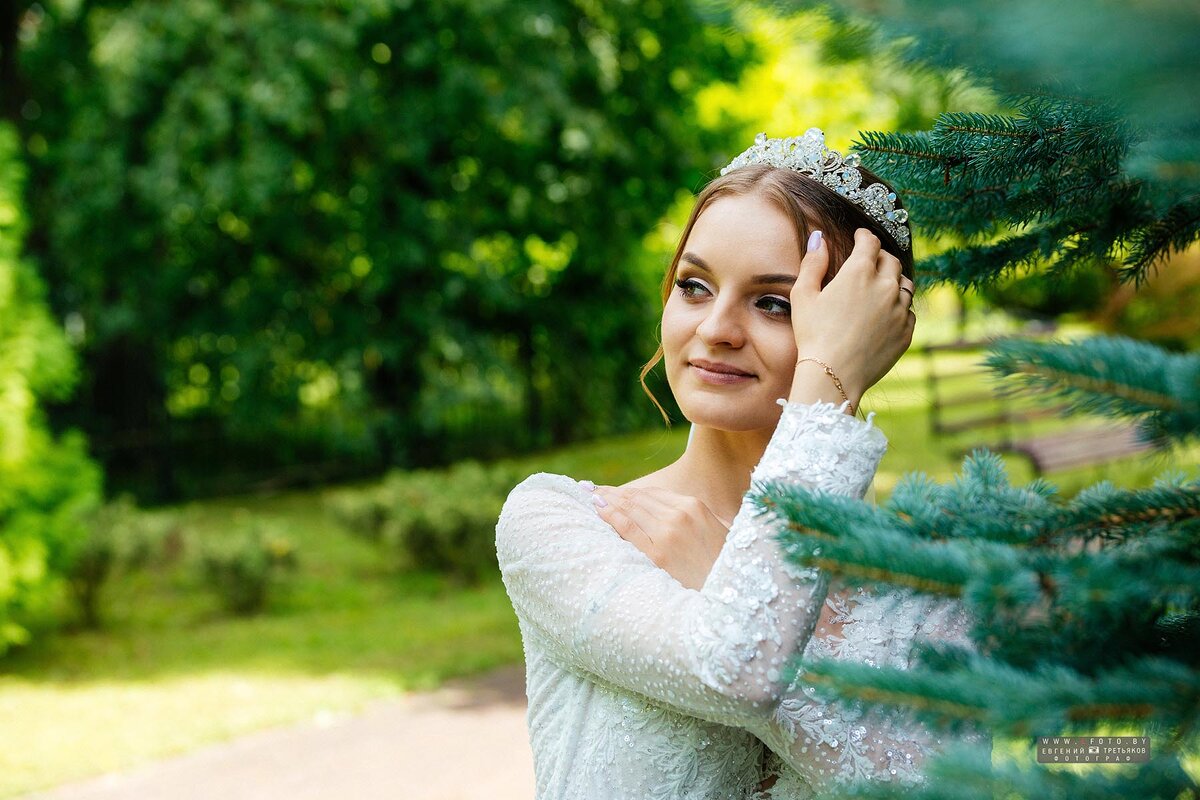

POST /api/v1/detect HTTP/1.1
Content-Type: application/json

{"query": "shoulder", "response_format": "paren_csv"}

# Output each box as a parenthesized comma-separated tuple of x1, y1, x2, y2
(495, 472, 597, 555)
(495, 471, 641, 576)
(501, 471, 588, 510)
(618, 465, 675, 491)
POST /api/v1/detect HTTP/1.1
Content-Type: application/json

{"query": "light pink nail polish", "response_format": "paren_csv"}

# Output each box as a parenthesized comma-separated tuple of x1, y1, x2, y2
(807, 230, 823, 252)
(592, 494, 608, 508)
(580, 479, 596, 491)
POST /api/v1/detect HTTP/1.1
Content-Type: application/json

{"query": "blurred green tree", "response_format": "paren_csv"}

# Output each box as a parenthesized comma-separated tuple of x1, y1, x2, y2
(8, 0, 750, 498)
(0, 121, 102, 653)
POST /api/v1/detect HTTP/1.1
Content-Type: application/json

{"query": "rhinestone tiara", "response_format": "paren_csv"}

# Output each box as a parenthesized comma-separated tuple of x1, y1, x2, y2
(720, 129, 911, 251)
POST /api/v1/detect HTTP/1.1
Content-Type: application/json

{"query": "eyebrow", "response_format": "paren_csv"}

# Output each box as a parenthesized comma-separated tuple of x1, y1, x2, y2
(680, 252, 796, 286)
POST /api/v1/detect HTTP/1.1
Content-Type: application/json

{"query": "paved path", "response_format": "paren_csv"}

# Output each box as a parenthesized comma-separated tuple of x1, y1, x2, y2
(24, 666, 535, 800)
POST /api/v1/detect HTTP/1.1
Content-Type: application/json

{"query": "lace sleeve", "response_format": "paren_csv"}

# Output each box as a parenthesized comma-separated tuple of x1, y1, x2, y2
(759, 587, 991, 794)
(495, 399, 887, 729)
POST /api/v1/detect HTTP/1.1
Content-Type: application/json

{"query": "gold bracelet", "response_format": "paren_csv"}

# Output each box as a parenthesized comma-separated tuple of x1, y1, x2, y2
(795, 357, 855, 414)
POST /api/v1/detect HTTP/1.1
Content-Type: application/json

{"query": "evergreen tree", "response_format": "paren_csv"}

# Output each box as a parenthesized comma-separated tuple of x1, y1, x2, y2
(753, 1, 1200, 796)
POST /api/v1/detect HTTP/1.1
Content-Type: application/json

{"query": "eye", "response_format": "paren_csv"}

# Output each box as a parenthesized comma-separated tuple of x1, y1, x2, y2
(674, 277, 790, 319)
(757, 295, 791, 318)
(673, 277, 710, 299)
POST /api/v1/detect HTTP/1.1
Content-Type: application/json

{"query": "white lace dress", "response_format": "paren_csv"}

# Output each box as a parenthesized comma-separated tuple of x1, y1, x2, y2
(496, 399, 981, 799)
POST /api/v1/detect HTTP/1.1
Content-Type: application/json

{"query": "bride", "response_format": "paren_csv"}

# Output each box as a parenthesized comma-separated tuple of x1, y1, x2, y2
(496, 129, 981, 798)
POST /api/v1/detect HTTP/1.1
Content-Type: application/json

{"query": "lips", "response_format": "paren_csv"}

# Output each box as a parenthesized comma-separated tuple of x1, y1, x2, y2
(689, 359, 754, 377)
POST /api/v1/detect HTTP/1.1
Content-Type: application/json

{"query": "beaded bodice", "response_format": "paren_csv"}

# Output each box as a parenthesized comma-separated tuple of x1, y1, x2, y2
(496, 400, 982, 799)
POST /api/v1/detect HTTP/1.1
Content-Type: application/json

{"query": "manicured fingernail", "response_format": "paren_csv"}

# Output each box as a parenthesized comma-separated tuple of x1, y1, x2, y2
(807, 230, 823, 252)
(592, 494, 608, 508)
(579, 479, 595, 491)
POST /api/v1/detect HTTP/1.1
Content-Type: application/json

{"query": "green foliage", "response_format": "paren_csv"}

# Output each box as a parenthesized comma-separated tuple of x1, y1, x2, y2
(67, 495, 160, 629)
(851, 99, 1171, 287)
(789, 2, 1200, 287)
(984, 335, 1200, 445)
(801, 0, 1200, 186)
(1083, 247, 1200, 351)
(15, 0, 753, 497)
(978, 263, 1113, 320)
(761, 454, 1200, 796)
(196, 521, 297, 616)
(325, 487, 391, 543)
(0, 121, 102, 653)
(755, 2, 1200, 796)
(805, 742, 1192, 800)
(327, 459, 526, 584)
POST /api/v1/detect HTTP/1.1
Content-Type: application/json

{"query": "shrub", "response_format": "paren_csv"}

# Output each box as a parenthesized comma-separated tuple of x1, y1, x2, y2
(67, 495, 157, 629)
(326, 459, 525, 584)
(391, 460, 526, 583)
(323, 484, 390, 541)
(196, 519, 297, 616)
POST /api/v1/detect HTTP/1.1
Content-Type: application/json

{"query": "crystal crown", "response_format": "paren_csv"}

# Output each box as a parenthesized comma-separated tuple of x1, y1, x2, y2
(720, 129, 911, 251)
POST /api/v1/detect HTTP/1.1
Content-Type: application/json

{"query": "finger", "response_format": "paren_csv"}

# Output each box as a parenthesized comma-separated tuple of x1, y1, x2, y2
(609, 508, 657, 552)
(793, 229, 830, 296)
(900, 311, 917, 354)
(604, 488, 673, 530)
(842, 228, 882, 275)
(876, 249, 902, 282)
(593, 490, 655, 548)
(822, 228, 882, 287)
(617, 488, 697, 538)
(606, 488, 662, 531)
(625, 488, 725, 533)
(898, 276, 915, 311)
(638, 488, 733, 529)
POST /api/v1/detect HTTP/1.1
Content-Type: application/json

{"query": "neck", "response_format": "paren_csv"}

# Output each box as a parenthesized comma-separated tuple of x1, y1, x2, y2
(667, 424, 775, 522)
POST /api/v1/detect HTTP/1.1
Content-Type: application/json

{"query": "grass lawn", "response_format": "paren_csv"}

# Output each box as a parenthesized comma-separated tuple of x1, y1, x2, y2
(0, 492, 524, 796)
(1, 346, 1194, 796)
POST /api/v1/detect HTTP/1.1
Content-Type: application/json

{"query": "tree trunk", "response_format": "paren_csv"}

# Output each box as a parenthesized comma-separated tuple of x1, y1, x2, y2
(84, 334, 176, 499)
(518, 325, 541, 450)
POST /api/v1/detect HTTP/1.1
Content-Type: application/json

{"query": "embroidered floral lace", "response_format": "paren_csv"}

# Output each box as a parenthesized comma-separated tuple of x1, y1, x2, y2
(496, 399, 984, 799)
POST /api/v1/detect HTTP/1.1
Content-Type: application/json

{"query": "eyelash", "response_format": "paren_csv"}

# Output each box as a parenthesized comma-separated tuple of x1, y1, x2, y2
(673, 277, 791, 319)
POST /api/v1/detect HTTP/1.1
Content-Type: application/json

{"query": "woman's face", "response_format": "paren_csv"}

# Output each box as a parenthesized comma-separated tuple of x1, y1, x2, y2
(662, 193, 802, 433)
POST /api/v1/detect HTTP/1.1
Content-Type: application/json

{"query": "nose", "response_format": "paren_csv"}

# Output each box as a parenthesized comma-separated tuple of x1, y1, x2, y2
(695, 294, 746, 349)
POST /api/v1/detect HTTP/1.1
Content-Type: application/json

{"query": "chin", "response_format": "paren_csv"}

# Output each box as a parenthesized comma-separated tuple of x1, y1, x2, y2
(678, 395, 782, 433)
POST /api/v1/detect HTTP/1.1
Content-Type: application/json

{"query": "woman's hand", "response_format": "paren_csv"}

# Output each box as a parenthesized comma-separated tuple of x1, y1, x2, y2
(592, 482, 861, 638)
(789, 228, 916, 407)
(589, 485, 729, 590)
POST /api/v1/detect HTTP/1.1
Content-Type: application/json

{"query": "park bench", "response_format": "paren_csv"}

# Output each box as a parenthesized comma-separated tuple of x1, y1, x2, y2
(920, 336, 1158, 477)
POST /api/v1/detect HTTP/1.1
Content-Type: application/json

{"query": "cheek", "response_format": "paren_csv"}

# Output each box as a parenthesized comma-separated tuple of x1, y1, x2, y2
(660, 299, 690, 359)
(765, 330, 798, 381)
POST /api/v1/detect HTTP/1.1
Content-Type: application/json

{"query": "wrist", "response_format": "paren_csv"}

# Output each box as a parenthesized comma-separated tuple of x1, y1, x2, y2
(789, 358, 862, 415)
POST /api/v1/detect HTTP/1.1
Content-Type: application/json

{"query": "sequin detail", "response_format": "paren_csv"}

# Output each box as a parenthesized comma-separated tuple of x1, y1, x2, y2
(496, 400, 984, 798)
